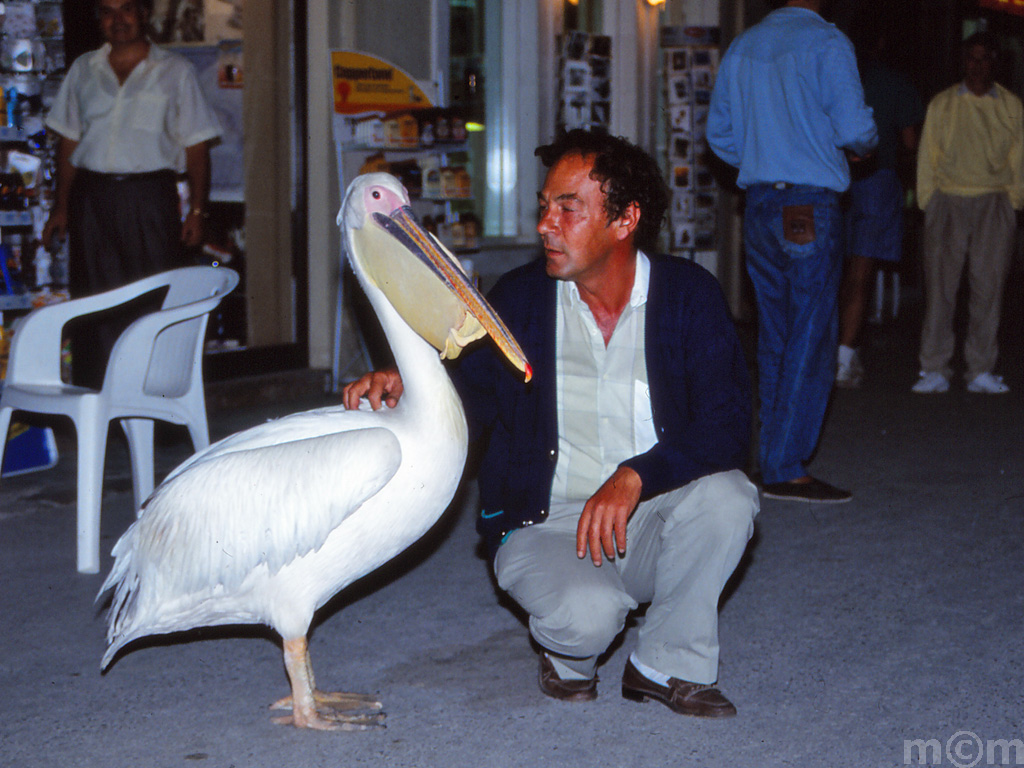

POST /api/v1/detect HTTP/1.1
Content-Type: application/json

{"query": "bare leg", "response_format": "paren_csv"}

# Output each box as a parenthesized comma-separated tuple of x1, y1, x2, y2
(270, 636, 385, 730)
(839, 254, 874, 348)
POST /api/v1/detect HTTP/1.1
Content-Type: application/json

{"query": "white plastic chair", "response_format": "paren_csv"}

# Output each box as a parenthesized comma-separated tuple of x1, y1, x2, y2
(0, 266, 239, 573)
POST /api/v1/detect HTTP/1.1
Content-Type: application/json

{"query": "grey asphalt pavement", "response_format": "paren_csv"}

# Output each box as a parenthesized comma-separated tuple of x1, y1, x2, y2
(2, 273, 1022, 768)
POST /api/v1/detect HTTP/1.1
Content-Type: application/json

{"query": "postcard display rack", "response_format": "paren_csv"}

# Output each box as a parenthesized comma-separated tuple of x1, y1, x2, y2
(556, 31, 612, 134)
(662, 27, 719, 261)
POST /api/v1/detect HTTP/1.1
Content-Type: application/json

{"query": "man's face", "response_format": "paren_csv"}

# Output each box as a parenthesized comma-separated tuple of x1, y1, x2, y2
(964, 43, 995, 94)
(98, 0, 147, 46)
(536, 153, 625, 283)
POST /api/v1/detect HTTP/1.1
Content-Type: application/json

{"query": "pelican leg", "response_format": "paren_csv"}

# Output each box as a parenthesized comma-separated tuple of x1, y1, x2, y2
(271, 637, 385, 731)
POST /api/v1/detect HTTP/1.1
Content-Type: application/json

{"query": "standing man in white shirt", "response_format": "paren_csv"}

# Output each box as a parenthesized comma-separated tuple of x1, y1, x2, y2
(41, 0, 221, 386)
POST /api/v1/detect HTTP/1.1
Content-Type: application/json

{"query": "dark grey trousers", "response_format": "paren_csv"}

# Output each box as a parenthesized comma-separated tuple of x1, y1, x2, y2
(67, 169, 183, 388)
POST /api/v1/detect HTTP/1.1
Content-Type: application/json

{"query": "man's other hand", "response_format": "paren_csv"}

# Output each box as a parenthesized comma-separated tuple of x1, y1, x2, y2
(41, 208, 68, 249)
(181, 210, 204, 247)
(845, 149, 875, 163)
(342, 369, 403, 411)
(576, 466, 642, 566)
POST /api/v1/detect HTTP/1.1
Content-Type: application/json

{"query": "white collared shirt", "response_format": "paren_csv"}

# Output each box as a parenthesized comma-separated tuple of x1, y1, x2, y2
(46, 42, 222, 174)
(550, 251, 657, 504)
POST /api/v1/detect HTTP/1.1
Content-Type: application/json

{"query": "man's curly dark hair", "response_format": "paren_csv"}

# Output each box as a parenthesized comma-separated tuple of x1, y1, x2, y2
(95, 0, 155, 18)
(535, 129, 669, 252)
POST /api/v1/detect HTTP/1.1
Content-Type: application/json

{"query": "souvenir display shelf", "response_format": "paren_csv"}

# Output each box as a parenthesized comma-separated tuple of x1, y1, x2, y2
(0, 2, 68, 477)
(0, 0, 69, 313)
(337, 107, 480, 254)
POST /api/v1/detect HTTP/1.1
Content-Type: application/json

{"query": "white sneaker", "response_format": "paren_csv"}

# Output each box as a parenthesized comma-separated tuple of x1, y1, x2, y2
(966, 372, 1009, 394)
(911, 371, 950, 394)
(836, 361, 862, 388)
(836, 349, 864, 388)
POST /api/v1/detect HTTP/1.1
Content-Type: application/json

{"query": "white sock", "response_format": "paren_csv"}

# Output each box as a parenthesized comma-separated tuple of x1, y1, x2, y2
(629, 652, 671, 685)
(545, 653, 592, 681)
(837, 344, 855, 368)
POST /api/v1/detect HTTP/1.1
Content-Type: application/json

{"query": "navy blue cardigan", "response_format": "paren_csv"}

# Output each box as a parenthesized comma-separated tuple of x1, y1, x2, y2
(450, 254, 752, 560)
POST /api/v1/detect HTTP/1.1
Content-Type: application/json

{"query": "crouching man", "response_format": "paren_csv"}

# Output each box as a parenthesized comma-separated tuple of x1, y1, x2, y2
(345, 130, 759, 716)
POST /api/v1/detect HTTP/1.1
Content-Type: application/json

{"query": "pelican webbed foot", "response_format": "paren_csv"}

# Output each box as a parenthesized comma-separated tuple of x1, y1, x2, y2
(275, 636, 386, 730)
(270, 689, 385, 730)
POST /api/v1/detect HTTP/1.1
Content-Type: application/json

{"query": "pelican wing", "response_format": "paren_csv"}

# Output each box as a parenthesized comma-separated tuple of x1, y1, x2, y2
(110, 426, 402, 596)
(159, 407, 372, 485)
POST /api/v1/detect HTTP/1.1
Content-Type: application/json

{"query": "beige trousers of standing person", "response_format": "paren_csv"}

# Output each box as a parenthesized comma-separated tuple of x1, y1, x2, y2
(920, 190, 1017, 381)
(493, 470, 759, 685)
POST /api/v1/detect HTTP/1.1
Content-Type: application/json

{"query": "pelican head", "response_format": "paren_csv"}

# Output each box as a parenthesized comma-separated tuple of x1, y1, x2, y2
(340, 173, 531, 381)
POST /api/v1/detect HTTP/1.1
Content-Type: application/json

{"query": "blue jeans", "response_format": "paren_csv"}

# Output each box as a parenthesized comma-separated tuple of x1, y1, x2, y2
(743, 184, 842, 484)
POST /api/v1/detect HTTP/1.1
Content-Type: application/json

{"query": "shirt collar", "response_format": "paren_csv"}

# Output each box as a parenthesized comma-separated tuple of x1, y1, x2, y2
(91, 39, 163, 71)
(631, 250, 650, 309)
(959, 82, 999, 98)
(773, 6, 823, 20)
(562, 250, 650, 310)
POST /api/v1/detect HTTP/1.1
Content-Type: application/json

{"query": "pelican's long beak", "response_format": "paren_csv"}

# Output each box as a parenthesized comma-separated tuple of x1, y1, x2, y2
(352, 204, 531, 381)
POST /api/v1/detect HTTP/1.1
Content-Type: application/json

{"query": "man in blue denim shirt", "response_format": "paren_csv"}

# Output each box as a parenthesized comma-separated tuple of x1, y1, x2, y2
(707, 0, 877, 502)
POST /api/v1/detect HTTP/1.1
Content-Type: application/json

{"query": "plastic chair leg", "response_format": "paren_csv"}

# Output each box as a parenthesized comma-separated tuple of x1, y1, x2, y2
(74, 411, 108, 574)
(0, 406, 13, 477)
(185, 412, 210, 453)
(122, 417, 155, 514)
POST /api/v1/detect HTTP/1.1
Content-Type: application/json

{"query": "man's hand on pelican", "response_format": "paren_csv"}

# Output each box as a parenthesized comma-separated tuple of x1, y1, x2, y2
(343, 369, 403, 411)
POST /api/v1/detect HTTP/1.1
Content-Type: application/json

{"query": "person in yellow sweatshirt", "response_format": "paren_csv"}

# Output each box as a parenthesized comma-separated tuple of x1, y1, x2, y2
(913, 31, 1023, 395)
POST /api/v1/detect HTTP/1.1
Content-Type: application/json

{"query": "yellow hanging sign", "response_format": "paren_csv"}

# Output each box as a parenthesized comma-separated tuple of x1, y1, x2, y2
(331, 51, 433, 115)
(979, 0, 1024, 15)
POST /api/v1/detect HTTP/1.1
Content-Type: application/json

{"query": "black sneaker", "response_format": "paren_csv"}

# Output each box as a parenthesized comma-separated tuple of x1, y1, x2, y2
(761, 477, 852, 503)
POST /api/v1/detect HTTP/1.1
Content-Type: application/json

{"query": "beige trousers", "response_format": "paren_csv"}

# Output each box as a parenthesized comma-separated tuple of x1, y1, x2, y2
(920, 190, 1016, 380)
(493, 470, 758, 684)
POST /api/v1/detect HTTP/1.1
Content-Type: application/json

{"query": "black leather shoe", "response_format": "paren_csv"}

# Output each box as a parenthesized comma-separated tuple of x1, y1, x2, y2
(538, 653, 598, 702)
(761, 476, 852, 503)
(621, 659, 736, 718)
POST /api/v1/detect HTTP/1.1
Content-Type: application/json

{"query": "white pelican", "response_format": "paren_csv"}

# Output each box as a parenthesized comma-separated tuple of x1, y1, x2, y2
(99, 173, 531, 731)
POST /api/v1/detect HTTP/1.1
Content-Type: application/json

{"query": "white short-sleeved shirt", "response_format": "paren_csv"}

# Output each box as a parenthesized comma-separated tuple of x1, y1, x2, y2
(550, 251, 657, 505)
(46, 42, 222, 174)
